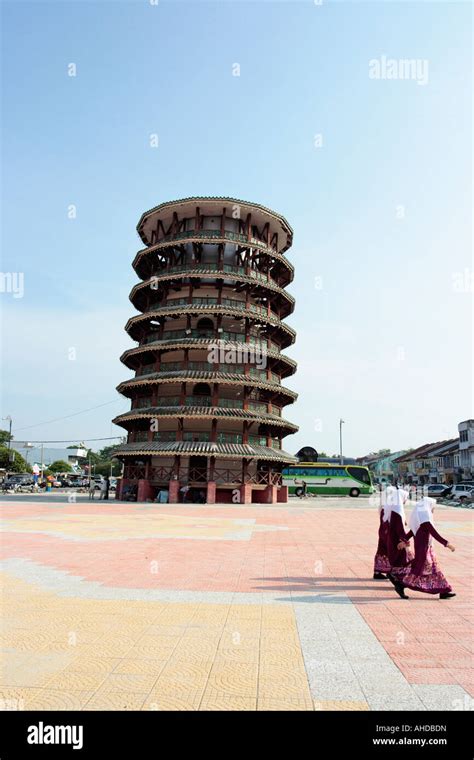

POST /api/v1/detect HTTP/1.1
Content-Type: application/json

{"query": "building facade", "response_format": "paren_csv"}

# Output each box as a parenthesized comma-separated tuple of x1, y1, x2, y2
(113, 197, 298, 503)
(394, 439, 461, 485)
(458, 419, 474, 479)
(365, 451, 407, 483)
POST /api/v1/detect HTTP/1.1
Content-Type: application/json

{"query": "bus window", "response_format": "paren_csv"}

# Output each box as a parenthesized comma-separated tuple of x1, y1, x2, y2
(346, 467, 371, 484)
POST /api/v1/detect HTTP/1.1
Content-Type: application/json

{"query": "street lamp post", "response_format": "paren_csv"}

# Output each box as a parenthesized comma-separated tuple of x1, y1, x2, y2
(339, 418, 345, 465)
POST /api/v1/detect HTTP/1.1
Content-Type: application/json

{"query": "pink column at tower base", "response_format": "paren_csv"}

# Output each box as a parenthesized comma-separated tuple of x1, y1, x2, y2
(137, 479, 154, 502)
(239, 483, 253, 504)
(168, 480, 180, 504)
(206, 481, 216, 504)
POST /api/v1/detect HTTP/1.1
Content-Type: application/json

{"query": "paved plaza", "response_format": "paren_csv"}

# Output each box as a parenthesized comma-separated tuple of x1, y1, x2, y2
(1, 496, 472, 711)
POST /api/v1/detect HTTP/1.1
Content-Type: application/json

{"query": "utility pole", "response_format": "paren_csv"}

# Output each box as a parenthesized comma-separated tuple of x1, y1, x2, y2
(2, 416, 13, 475)
(5, 416, 12, 450)
(339, 418, 345, 465)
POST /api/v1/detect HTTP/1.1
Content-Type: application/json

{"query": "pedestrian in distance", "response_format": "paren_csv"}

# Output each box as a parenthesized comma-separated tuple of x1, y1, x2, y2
(179, 483, 190, 503)
(88, 479, 95, 500)
(99, 479, 108, 500)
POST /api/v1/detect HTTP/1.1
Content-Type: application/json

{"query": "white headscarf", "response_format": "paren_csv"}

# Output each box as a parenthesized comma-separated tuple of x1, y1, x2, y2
(409, 496, 436, 536)
(382, 486, 409, 523)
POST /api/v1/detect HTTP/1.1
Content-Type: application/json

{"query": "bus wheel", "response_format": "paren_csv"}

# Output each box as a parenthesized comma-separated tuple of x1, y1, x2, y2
(349, 488, 360, 497)
(295, 487, 304, 497)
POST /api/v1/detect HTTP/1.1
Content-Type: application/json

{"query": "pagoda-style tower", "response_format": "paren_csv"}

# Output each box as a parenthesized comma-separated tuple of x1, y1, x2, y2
(113, 197, 298, 503)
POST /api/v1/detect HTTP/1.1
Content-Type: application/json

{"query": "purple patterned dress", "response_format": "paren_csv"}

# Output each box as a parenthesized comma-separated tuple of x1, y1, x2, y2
(387, 512, 414, 579)
(373, 509, 391, 573)
(401, 523, 452, 594)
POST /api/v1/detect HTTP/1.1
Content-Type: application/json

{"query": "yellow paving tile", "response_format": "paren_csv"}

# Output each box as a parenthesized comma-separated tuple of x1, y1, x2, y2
(258, 682, 312, 700)
(0, 688, 44, 710)
(93, 673, 159, 693)
(167, 651, 218, 668)
(67, 657, 122, 674)
(142, 695, 199, 711)
(112, 659, 168, 676)
(259, 665, 308, 681)
(218, 633, 259, 649)
(27, 690, 96, 711)
(43, 672, 108, 692)
(158, 661, 214, 682)
(130, 643, 176, 659)
(85, 691, 148, 711)
(148, 682, 205, 700)
(214, 650, 260, 664)
(258, 699, 314, 711)
(205, 677, 257, 697)
(200, 697, 257, 710)
(143, 626, 187, 637)
(259, 652, 306, 666)
(314, 700, 370, 711)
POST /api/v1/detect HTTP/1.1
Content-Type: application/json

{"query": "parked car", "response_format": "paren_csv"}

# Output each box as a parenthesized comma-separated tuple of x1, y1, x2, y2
(424, 484, 451, 498)
(3, 473, 34, 489)
(446, 484, 474, 501)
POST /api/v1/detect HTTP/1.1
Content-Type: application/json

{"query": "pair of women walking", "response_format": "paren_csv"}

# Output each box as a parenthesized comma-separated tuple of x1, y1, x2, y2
(373, 486, 456, 600)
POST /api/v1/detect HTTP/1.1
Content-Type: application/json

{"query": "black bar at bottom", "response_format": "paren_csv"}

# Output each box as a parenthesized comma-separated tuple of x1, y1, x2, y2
(0, 710, 472, 758)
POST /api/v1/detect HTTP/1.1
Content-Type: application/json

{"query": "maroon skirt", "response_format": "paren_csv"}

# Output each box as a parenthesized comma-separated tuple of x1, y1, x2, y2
(390, 546, 415, 579)
(401, 546, 452, 594)
(374, 552, 391, 573)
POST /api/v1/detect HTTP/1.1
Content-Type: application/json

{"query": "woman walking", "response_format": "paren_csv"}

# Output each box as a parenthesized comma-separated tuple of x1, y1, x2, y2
(373, 487, 391, 579)
(384, 485, 413, 599)
(397, 497, 456, 599)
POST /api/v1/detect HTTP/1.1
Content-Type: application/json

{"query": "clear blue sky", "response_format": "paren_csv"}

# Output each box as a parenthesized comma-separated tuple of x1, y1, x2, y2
(1, 0, 472, 456)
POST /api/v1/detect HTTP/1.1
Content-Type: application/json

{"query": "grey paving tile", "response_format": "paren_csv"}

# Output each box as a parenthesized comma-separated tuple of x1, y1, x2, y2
(366, 695, 426, 711)
(412, 685, 473, 711)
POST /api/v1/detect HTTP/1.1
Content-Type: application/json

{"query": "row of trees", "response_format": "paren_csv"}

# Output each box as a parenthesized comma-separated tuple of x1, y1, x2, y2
(0, 431, 122, 476)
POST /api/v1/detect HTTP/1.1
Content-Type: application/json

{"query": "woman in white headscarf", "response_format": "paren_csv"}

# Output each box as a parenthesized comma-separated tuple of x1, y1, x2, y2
(385, 485, 413, 598)
(396, 497, 456, 599)
(373, 486, 391, 579)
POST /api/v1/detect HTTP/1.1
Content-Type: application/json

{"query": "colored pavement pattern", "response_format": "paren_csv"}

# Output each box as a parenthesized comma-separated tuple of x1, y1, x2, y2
(1, 498, 472, 711)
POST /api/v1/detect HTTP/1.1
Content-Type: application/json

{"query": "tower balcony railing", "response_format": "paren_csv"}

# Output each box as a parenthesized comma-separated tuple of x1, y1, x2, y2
(147, 262, 283, 290)
(134, 397, 153, 408)
(185, 396, 212, 406)
(140, 329, 281, 353)
(152, 431, 177, 442)
(154, 228, 276, 254)
(129, 434, 282, 451)
(248, 435, 267, 447)
(128, 396, 283, 417)
(137, 362, 281, 382)
(145, 297, 281, 321)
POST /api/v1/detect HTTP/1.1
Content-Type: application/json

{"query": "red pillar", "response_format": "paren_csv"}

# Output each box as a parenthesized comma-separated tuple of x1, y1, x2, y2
(262, 485, 278, 504)
(207, 481, 216, 504)
(116, 478, 129, 500)
(169, 480, 180, 504)
(239, 483, 253, 504)
(137, 479, 155, 502)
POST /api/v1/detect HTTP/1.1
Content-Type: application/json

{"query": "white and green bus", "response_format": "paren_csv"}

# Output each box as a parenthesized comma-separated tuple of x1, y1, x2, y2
(282, 462, 374, 497)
